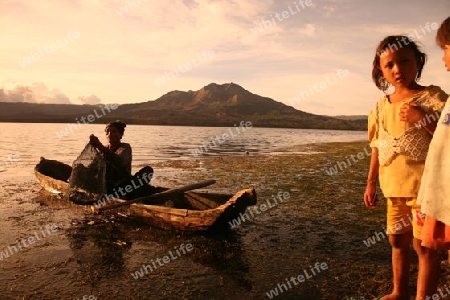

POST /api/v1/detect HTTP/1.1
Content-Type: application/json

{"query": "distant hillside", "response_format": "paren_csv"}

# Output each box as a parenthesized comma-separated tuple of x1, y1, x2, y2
(0, 102, 103, 122)
(0, 83, 366, 130)
(332, 115, 367, 130)
(333, 115, 368, 121)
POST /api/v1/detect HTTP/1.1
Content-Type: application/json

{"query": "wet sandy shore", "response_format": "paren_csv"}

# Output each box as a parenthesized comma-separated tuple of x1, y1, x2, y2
(1, 141, 450, 300)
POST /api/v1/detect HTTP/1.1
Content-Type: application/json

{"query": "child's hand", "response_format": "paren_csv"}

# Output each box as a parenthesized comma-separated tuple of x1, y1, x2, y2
(363, 182, 378, 209)
(399, 102, 425, 123)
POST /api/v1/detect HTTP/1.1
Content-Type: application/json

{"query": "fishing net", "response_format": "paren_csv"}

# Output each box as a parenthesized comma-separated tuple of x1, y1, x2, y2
(68, 143, 107, 204)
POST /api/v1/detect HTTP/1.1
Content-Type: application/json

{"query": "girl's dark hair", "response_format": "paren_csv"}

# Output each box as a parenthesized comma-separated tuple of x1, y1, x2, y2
(436, 17, 450, 49)
(371, 35, 427, 91)
(105, 120, 126, 136)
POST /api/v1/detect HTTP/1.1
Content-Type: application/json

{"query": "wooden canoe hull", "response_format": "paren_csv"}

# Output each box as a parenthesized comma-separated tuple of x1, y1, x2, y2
(34, 158, 257, 231)
(123, 189, 256, 231)
(34, 157, 71, 194)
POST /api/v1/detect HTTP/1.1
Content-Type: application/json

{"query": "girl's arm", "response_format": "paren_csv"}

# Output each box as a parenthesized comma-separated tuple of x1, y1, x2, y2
(364, 147, 379, 209)
(399, 103, 437, 134)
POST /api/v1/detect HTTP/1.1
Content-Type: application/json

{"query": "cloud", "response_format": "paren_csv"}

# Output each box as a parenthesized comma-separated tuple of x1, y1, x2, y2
(297, 23, 315, 36)
(321, 5, 336, 17)
(0, 82, 71, 104)
(78, 94, 101, 104)
(1, 0, 448, 116)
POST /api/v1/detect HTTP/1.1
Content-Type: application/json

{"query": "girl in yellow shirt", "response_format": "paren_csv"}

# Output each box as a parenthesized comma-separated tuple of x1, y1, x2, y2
(364, 35, 448, 300)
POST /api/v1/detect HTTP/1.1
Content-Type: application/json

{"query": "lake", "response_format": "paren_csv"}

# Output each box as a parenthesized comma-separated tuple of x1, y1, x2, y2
(0, 122, 367, 175)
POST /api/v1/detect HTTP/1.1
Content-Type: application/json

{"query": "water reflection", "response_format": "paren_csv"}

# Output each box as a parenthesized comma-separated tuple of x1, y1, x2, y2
(35, 190, 252, 293)
(190, 231, 253, 291)
(66, 219, 133, 282)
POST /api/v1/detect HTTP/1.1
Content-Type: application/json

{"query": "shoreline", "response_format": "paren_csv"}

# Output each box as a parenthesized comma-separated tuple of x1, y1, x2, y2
(4, 140, 450, 299)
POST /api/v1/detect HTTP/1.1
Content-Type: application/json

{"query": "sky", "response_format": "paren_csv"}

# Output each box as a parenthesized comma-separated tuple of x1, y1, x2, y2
(1, 0, 449, 116)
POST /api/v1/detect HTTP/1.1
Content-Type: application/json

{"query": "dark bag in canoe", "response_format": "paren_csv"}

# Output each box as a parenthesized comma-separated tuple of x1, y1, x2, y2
(68, 143, 107, 204)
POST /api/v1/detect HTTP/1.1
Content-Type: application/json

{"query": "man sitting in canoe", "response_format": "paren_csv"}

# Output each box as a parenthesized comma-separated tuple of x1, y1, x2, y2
(89, 120, 154, 199)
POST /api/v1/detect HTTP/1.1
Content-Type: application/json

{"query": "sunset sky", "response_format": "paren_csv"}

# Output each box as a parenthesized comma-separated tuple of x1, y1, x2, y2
(1, 0, 449, 116)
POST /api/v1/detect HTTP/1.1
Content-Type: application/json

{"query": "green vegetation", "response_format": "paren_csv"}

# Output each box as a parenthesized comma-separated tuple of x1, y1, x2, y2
(150, 141, 450, 299)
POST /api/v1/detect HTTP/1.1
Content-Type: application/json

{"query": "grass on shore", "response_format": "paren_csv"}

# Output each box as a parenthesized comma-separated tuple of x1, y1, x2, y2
(149, 141, 450, 299)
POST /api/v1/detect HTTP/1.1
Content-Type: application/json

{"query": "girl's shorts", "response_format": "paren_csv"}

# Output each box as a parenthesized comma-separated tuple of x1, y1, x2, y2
(386, 197, 426, 239)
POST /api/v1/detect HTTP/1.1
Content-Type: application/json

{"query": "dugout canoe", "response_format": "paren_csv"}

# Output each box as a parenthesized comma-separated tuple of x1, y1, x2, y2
(34, 157, 257, 231)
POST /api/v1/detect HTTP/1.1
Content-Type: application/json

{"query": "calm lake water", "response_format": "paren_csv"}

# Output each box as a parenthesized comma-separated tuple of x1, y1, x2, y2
(0, 123, 368, 300)
(0, 122, 366, 175)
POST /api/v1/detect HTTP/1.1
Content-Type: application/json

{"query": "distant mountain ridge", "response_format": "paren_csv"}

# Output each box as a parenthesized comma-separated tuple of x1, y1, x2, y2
(0, 83, 366, 130)
(333, 115, 368, 120)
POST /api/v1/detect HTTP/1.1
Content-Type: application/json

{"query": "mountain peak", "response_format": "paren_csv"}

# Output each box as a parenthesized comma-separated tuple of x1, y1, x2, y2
(202, 82, 245, 92)
(0, 82, 366, 130)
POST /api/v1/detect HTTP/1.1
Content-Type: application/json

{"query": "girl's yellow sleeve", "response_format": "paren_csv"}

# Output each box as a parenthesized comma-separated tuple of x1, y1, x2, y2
(368, 103, 378, 148)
